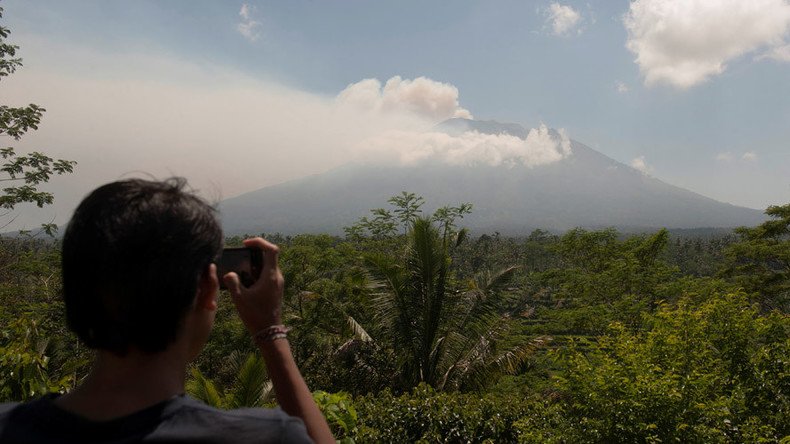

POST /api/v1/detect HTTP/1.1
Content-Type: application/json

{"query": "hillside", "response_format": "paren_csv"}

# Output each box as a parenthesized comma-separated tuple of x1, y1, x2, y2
(220, 119, 765, 235)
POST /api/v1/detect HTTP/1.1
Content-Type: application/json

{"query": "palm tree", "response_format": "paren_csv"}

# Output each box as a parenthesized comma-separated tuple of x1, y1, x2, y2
(366, 217, 546, 390)
(187, 351, 273, 408)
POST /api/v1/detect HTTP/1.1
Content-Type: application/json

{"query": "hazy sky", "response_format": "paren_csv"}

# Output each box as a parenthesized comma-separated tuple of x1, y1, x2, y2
(3, 0, 790, 230)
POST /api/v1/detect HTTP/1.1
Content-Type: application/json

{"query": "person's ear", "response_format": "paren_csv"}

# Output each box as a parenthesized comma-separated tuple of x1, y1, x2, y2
(196, 263, 219, 311)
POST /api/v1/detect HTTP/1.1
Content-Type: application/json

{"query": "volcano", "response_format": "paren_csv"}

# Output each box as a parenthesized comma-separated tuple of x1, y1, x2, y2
(219, 119, 765, 235)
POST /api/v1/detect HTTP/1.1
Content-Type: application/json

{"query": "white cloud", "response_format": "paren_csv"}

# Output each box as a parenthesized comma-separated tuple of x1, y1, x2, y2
(336, 76, 473, 123)
(359, 125, 572, 168)
(630, 155, 652, 174)
(742, 151, 758, 161)
(237, 3, 261, 42)
(759, 43, 790, 61)
(546, 3, 583, 36)
(7, 36, 568, 230)
(624, 0, 790, 88)
(716, 152, 735, 162)
(616, 81, 629, 93)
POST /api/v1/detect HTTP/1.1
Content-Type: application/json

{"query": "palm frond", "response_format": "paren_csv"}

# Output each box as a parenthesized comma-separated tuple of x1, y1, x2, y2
(460, 336, 550, 390)
(186, 367, 224, 408)
(455, 266, 520, 339)
(346, 314, 373, 342)
(261, 380, 275, 404)
(366, 253, 420, 357)
(477, 266, 519, 295)
(228, 352, 269, 408)
(455, 228, 468, 248)
(360, 215, 528, 391)
(408, 218, 451, 380)
(436, 329, 489, 390)
(226, 349, 247, 376)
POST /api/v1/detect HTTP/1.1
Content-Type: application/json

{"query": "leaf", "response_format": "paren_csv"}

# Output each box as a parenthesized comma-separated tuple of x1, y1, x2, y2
(186, 367, 224, 408)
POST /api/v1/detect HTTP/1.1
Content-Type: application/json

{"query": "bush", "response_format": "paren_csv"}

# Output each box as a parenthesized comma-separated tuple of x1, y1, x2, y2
(0, 317, 76, 401)
(559, 292, 790, 443)
(347, 385, 567, 443)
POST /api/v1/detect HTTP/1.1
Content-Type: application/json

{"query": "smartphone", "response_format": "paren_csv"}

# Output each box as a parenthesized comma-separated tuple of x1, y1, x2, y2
(217, 247, 263, 289)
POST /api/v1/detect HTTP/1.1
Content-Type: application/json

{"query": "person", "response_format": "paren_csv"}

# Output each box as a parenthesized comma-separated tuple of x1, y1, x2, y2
(0, 178, 334, 443)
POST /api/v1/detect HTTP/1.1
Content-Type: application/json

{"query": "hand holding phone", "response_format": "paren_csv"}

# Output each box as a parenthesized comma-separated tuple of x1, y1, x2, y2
(217, 247, 263, 289)
(222, 238, 284, 333)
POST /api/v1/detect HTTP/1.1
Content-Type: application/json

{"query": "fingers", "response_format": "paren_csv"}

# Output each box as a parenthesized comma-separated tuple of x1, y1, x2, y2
(244, 237, 280, 277)
(243, 237, 280, 276)
(207, 264, 219, 289)
(227, 238, 284, 333)
(223, 272, 242, 298)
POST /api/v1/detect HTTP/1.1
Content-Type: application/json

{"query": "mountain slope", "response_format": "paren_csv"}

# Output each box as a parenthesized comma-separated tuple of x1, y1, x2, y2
(220, 119, 765, 235)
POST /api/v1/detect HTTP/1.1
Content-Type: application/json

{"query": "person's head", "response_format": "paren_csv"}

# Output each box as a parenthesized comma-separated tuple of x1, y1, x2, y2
(62, 178, 223, 357)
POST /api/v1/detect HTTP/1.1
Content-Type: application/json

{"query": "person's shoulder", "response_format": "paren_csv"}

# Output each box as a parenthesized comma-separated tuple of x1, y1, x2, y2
(0, 402, 19, 415)
(170, 397, 312, 443)
(0, 398, 47, 437)
(0, 401, 20, 426)
(177, 396, 292, 423)
(0, 399, 41, 421)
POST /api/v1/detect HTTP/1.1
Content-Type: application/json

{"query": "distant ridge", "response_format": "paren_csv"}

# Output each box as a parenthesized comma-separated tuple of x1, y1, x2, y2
(220, 119, 765, 235)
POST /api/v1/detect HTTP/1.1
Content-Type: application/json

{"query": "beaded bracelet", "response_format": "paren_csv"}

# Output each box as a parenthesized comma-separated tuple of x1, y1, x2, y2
(252, 324, 290, 344)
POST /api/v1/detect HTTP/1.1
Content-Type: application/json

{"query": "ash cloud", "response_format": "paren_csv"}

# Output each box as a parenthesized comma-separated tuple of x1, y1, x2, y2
(358, 125, 572, 168)
(4, 38, 570, 229)
(337, 76, 473, 122)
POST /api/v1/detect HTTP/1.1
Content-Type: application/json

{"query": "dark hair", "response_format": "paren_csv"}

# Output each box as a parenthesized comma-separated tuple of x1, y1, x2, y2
(62, 178, 223, 355)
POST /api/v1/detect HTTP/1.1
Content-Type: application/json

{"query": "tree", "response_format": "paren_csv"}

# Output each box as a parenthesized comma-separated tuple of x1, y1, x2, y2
(366, 216, 545, 391)
(723, 204, 790, 311)
(0, 317, 80, 402)
(560, 293, 790, 442)
(388, 191, 424, 234)
(0, 6, 76, 235)
(187, 351, 273, 409)
(344, 191, 470, 247)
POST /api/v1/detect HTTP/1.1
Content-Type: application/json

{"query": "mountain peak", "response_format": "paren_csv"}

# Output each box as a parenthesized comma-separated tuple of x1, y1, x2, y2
(219, 119, 765, 235)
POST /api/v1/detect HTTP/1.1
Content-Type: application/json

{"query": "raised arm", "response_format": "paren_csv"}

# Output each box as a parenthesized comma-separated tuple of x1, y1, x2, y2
(223, 237, 334, 444)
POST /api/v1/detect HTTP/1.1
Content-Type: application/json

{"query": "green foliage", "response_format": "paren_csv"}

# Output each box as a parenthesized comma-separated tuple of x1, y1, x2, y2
(2, 180, 787, 442)
(313, 391, 359, 442)
(277, 234, 386, 392)
(519, 228, 679, 342)
(0, 6, 76, 234)
(187, 351, 273, 409)
(191, 298, 254, 389)
(346, 207, 399, 240)
(0, 317, 75, 401)
(367, 216, 544, 391)
(664, 234, 736, 277)
(186, 366, 223, 408)
(559, 293, 789, 443)
(321, 291, 789, 443)
(0, 8, 21, 79)
(0, 239, 89, 402)
(389, 191, 424, 233)
(0, 148, 76, 210)
(724, 204, 790, 311)
(344, 191, 471, 245)
(432, 203, 472, 242)
(349, 384, 561, 444)
(549, 228, 676, 308)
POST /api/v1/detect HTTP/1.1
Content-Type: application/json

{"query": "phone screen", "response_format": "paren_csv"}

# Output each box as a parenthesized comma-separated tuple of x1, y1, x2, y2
(217, 247, 263, 289)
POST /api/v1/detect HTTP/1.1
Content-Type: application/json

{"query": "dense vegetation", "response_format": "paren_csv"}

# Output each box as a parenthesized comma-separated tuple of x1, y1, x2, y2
(1, 4, 787, 442)
(1, 194, 788, 443)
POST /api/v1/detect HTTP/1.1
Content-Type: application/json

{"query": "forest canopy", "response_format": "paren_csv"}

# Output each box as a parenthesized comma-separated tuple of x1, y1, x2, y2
(1, 195, 788, 443)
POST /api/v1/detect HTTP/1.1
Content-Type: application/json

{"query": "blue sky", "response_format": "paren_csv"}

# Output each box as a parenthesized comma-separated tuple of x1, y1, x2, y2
(3, 0, 790, 229)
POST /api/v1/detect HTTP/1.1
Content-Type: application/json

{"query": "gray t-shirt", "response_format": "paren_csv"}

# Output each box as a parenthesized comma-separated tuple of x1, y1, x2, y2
(0, 394, 313, 443)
